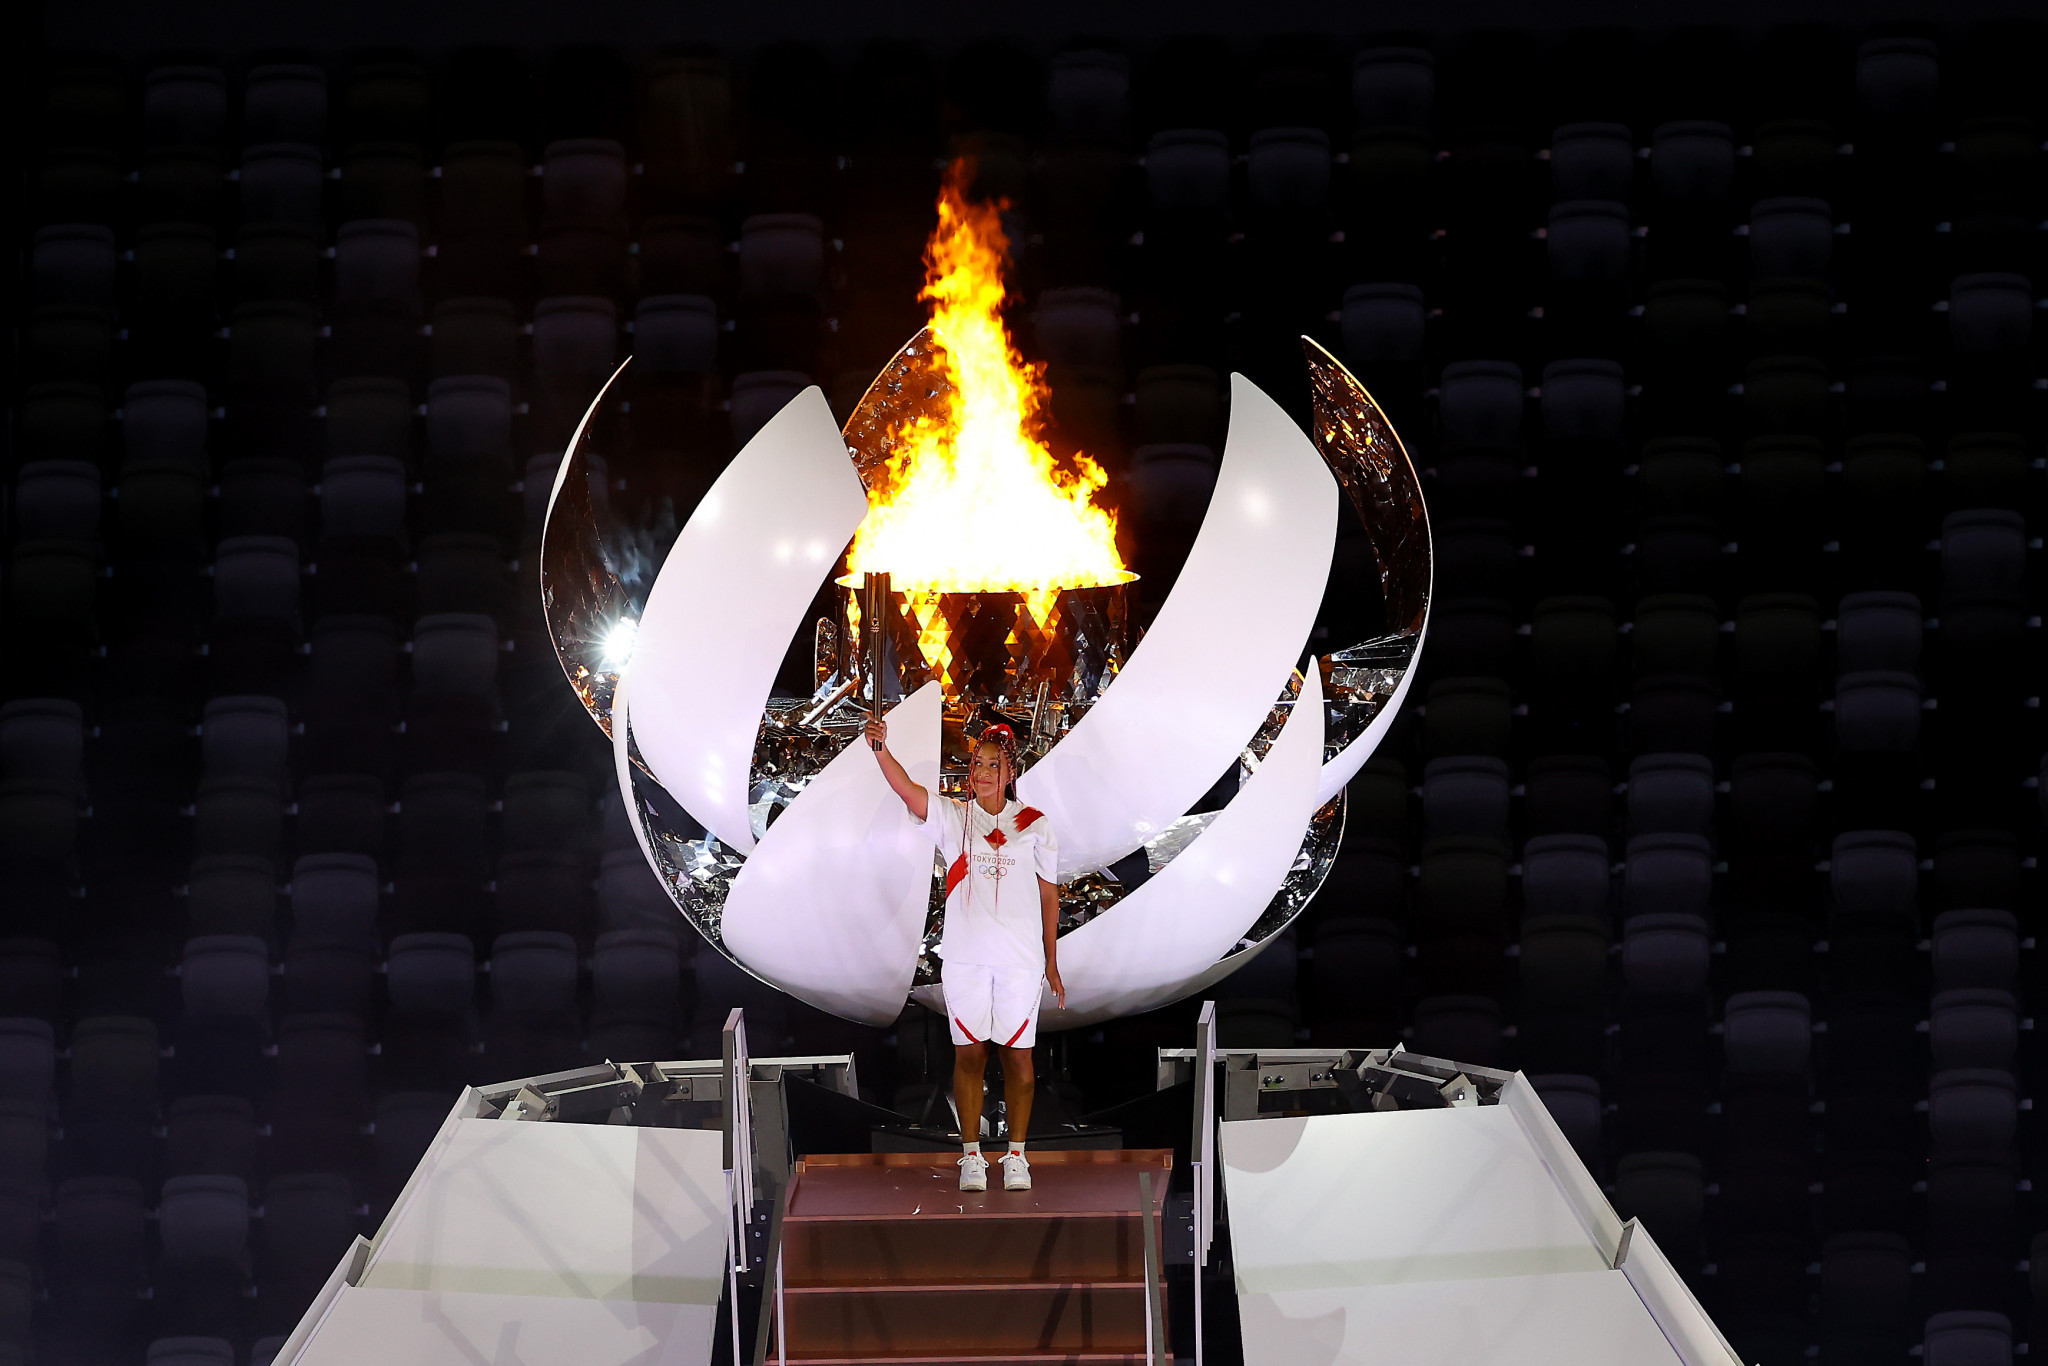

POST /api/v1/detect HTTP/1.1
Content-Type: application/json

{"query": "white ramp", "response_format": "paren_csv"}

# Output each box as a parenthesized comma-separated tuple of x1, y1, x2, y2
(285, 1118, 729, 1366)
(1222, 1078, 1745, 1366)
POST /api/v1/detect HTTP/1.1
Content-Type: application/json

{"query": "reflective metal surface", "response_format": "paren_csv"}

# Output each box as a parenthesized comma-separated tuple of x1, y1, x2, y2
(839, 578, 1134, 800)
(842, 578, 1132, 714)
(611, 671, 744, 958)
(538, 358, 639, 737)
(837, 327, 950, 492)
(533, 365, 757, 967)
(1208, 792, 1345, 978)
(574, 337, 1425, 1020)
(1302, 337, 1433, 806)
(1186, 341, 1430, 980)
(1304, 337, 1429, 638)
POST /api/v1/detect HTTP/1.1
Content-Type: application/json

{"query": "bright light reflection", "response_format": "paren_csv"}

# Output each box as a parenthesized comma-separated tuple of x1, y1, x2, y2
(601, 617, 639, 669)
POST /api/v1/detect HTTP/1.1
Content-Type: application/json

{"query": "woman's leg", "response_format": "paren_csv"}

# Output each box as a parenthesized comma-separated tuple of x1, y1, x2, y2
(998, 1045, 1035, 1144)
(952, 1039, 989, 1141)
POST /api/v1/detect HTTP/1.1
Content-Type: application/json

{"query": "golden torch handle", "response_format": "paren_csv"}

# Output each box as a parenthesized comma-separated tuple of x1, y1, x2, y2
(862, 571, 890, 747)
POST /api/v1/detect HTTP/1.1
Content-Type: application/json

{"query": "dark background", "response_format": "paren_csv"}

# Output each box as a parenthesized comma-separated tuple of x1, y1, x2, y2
(8, 3, 2048, 1364)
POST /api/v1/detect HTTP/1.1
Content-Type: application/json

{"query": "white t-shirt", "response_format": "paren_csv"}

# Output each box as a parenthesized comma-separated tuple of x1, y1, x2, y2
(918, 795, 1059, 974)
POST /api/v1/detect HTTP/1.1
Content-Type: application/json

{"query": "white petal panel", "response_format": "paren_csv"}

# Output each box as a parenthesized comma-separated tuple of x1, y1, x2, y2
(1018, 375, 1339, 878)
(719, 682, 943, 1026)
(625, 388, 870, 851)
(1041, 670, 1326, 1029)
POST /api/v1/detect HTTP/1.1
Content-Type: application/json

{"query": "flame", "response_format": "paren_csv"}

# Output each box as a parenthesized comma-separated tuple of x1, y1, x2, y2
(845, 160, 1130, 600)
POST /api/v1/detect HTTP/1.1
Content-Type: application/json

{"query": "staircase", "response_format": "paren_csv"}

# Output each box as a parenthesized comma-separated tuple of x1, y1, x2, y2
(779, 1149, 1173, 1365)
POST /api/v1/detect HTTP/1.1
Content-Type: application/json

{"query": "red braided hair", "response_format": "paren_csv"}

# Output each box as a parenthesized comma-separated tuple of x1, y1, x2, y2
(974, 722, 1021, 799)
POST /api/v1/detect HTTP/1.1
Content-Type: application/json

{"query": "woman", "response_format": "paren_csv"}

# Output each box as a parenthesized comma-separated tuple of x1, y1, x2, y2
(866, 715, 1065, 1192)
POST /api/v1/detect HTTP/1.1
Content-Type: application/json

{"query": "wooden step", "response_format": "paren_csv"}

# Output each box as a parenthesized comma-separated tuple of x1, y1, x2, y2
(784, 1280, 1149, 1355)
(789, 1150, 1174, 1221)
(787, 1215, 1150, 1284)
(785, 1354, 1148, 1365)
(787, 1355, 1148, 1365)
(785, 1150, 1172, 1284)
(779, 1151, 1172, 1361)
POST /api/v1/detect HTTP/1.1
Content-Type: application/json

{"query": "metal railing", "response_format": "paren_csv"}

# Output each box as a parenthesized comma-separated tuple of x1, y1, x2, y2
(774, 1232, 787, 1366)
(1190, 999, 1218, 1366)
(1138, 1168, 1168, 1366)
(723, 1008, 754, 1366)
(751, 1176, 791, 1366)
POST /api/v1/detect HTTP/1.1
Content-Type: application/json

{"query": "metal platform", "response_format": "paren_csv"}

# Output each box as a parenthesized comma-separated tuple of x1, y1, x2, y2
(269, 1014, 1747, 1366)
(270, 1017, 844, 1366)
(1212, 1046, 1745, 1366)
(280, 1106, 729, 1366)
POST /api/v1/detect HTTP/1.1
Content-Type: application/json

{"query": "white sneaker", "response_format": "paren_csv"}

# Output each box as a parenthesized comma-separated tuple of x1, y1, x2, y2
(1001, 1152, 1031, 1191)
(958, 1152, 988, 1192)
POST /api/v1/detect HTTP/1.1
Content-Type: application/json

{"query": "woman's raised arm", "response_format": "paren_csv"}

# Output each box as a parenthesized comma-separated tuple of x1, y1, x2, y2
(864, 717, 929, 822)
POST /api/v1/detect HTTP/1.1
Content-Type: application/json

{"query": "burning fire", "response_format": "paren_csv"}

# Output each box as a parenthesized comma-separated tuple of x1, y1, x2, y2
(845, 160, 1130, 598)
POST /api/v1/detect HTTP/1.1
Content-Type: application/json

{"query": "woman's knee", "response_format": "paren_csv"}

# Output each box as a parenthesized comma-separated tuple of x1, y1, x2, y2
(954, 1040, 988, 1070)
(999, 1046, 1034, 1079)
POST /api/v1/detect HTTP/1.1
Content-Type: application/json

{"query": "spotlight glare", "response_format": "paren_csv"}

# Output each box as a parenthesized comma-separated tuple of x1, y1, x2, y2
(601, 616, 639, 669)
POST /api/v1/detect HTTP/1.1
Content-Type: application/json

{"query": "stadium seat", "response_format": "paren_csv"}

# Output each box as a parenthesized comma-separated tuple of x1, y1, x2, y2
(1625, 753, 1716, 839)
(1408, 994, 1503, 1068)
(164, 1093, 259, 1185)
(1922, 1311, 2012, 1366)
(1621, 834, 1712, 921)
(1931, 909, 2019, 991)
(1247, 126, 1331, 208)
(244, 63, 327, 142)
(1836, 592, 1923, 674)
(186, 855, 278, 945)
(1047, 49, 1129, 142)
(1539, 359, 1625, 446)
(1522, 760, 1612, 838)
(1650, 122, 1735, 202)
(156, 1173, 252, 1328)
(1420, 756, 1511, 841)
(738, 213, 826, 298)
(1748, 197, 1835, 278)
(634, 295, 720, 375)
(1622, 913, 1712, 996)
(1340, 284, 1426, 367)
(1351, 47, 1433, 129)
(259, 1174, 359, 1323)
(1547, 200, 1630, 283)
(1145, 129, 1229, 209)
(333, 218, 421, 315)
(143, 65, 227, 147)
(429, 298, 519, 380)
(1929, 990, 2018, 1072)
(1549, 123, 1633, 202)
(240, 144, 326, 229)
(1722, 991, 1812, 1076)
(1519, 917, 1608, 1010)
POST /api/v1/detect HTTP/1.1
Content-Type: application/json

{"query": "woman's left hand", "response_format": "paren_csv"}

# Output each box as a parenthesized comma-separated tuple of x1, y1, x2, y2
(1046, 964, 1066, 1010)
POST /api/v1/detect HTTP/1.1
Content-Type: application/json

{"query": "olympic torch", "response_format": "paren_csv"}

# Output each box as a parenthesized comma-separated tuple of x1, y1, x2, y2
(862, 570, 890, 747)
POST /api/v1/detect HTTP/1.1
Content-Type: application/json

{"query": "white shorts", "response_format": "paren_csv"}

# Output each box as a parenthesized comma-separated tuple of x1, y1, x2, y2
(943, 962, 1044, 1050)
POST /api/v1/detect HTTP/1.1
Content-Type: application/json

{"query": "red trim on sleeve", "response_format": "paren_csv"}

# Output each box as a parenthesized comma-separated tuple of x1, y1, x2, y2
(953, 1017, 981, 1043)
(943, 853, 969, 898)
(1015, 806, 1045, 830)
(1003, 1019, 1030, 1047)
